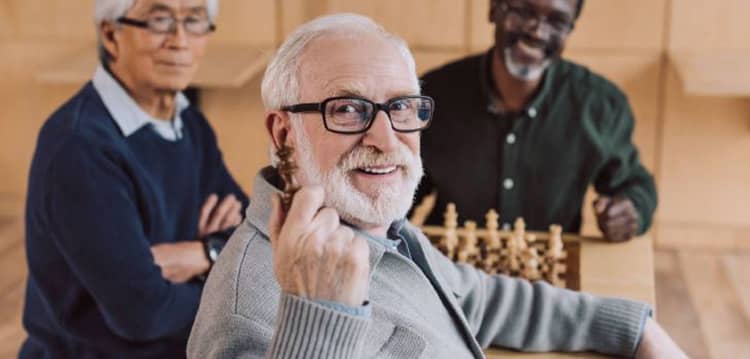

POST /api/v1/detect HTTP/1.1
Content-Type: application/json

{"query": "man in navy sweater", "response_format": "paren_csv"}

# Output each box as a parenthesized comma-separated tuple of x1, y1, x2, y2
(20, 0, 248, 357)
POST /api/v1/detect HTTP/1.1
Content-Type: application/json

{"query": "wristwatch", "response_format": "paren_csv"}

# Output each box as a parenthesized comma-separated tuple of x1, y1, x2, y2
(202, 233, 227, 269)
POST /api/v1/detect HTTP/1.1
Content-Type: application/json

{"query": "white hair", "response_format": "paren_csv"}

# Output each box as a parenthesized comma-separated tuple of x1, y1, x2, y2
(93, 0, 219, 62)
(261, 13, 419, 110)
(94, 0, 219, 24)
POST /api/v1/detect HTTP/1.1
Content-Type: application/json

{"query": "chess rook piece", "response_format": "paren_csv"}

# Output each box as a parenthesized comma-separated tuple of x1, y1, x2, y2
(276, 142, 300, 212)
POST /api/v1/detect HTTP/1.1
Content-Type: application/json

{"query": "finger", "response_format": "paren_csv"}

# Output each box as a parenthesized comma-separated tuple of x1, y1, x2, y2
(606, 198, 634, 218)
(269, 194, 285, 249)
(341, 235, 370, 306)
(311, 207, 340, 235)
(604, 217, 638, 241)
(219, 199, 242, 230)
(316, 229, 348, 298)
(207, 195, 238, 234)
(594, 196, 611, 214)
(228, 207, 243, 227)
(605, 213, 636, 230)
(199, 194, 219, 234)
(283, 186, 326, 239)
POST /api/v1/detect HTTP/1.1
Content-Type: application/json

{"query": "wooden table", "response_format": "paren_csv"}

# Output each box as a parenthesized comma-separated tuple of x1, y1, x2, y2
(485, 235, 656, 358)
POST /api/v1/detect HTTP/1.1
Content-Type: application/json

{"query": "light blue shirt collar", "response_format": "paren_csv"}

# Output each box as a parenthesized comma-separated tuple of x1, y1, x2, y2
(92, 65, 189, 141)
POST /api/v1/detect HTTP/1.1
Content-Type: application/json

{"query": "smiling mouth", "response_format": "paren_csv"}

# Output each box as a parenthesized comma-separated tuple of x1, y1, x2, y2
(355, 165, 399, 175)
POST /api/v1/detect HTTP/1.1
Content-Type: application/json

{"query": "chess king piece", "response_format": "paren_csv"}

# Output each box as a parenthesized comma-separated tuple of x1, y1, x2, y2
(483, 209, 501, 274)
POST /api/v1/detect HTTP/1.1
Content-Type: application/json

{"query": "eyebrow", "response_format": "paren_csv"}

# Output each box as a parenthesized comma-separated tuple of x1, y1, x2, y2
(147, 3, 175, 14)
(329, 87, 420, 101)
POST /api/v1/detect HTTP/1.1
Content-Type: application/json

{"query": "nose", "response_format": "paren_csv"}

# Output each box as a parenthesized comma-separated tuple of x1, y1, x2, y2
(361, 109, 399, 153)
(165, 22, 189, 49)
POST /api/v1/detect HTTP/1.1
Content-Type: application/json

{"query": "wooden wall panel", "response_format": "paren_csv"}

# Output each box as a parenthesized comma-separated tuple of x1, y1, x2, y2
(1, 1, 94, 42)
(212, 0, 276, 46)
(670, 0, 750, 51)
(658, 65, 750, 228)
(413, 50, 465, 76)
(469, 0, 667, 52)
(325, 0, 467, 49)
(201, 77, 270, 194)
(0, 42, 83, 199)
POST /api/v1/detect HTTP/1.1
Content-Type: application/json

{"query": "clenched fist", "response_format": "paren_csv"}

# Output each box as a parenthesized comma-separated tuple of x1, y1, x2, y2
(268, 186, 370, 307)
(594, 196, 639, 242)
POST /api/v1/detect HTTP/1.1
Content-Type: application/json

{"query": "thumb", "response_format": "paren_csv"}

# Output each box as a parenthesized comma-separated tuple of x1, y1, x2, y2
(268, 194, 286, 249)
(594, 196, 611, 214)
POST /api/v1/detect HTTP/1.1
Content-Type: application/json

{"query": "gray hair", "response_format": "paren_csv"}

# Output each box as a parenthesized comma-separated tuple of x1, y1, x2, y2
(93, 0, 219, 64)
(261, 13, 419, 110)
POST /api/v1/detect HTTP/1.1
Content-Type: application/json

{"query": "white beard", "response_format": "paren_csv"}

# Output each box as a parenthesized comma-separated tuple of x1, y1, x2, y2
(291, 121, 423, 228)
(504, 47, 550, 81)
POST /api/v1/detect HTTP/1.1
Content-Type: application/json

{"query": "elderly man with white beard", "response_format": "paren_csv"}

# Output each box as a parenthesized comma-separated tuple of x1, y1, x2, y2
(187, 13, 685, 359)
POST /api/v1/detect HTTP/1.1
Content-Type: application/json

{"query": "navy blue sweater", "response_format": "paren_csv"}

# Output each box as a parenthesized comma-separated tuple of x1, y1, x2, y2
(21, 83, 249, 358)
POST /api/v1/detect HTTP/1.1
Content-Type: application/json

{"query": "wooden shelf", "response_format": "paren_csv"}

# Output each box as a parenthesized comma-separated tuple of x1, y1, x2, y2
(670, 50, 750, 96)
(35, 43, 273, 88)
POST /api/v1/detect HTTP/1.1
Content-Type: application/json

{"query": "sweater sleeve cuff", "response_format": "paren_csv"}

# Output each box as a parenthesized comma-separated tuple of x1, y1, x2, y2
(268, 293, 371, 359)
(313, 299, 372, 317)
(589, 297, 652, 358)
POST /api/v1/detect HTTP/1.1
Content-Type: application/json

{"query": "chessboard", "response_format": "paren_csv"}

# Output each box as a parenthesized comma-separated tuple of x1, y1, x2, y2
(419, 203, 581, 290)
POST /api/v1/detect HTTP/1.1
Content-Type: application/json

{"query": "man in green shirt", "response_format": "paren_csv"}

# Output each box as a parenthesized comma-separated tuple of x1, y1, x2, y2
(415, 0, 657, 242)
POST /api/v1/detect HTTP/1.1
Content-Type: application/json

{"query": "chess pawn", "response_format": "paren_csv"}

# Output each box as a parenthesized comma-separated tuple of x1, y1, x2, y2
(440, 203, 459, 259)
(521, 247, 541, 281)
(457, 220, 479, 264)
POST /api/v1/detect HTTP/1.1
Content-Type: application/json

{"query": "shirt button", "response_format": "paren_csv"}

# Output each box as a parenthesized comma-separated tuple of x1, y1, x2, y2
(506, 133, 516, 144)
(528, 107, 537, 118)
(503, 178, 514, 190)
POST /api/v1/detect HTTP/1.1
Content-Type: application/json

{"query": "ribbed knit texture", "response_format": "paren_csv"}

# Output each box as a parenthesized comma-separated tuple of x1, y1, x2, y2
(590, 297, 652, 357)
(268, 294, 371, 359)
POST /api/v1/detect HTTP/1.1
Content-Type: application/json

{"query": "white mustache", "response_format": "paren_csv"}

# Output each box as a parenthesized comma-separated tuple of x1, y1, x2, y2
(338, 145, 414, 172)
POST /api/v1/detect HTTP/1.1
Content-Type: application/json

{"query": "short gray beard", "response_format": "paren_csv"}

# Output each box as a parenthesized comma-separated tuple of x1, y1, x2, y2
(504, 47, 550, 81)
(290, 120, 423, 228)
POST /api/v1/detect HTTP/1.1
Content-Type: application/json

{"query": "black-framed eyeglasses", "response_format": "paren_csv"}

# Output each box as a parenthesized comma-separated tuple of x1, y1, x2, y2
(499, 1, 575, 35)
(117, 16, 216, 36)
(282, 95, 435, 134)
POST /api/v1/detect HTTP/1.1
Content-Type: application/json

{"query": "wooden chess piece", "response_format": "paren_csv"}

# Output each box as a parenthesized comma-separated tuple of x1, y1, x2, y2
(440, 203, 459, 259)
(458, 220, 479, 265)
(483, 209, 501, 274)
(521, 246, 541, 281)
(276, 142, 300, 212)
(546, 224, 564, 286)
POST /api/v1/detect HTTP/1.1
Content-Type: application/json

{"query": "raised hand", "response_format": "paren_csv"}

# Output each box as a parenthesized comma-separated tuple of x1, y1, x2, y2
(268, 186, 370, 307)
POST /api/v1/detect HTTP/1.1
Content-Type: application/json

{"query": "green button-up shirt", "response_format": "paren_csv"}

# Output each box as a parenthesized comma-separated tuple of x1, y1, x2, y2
(415, 49, 657, 234)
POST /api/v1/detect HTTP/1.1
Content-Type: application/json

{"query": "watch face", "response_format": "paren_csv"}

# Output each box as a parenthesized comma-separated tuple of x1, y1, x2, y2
(209, 247, 220, 262)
